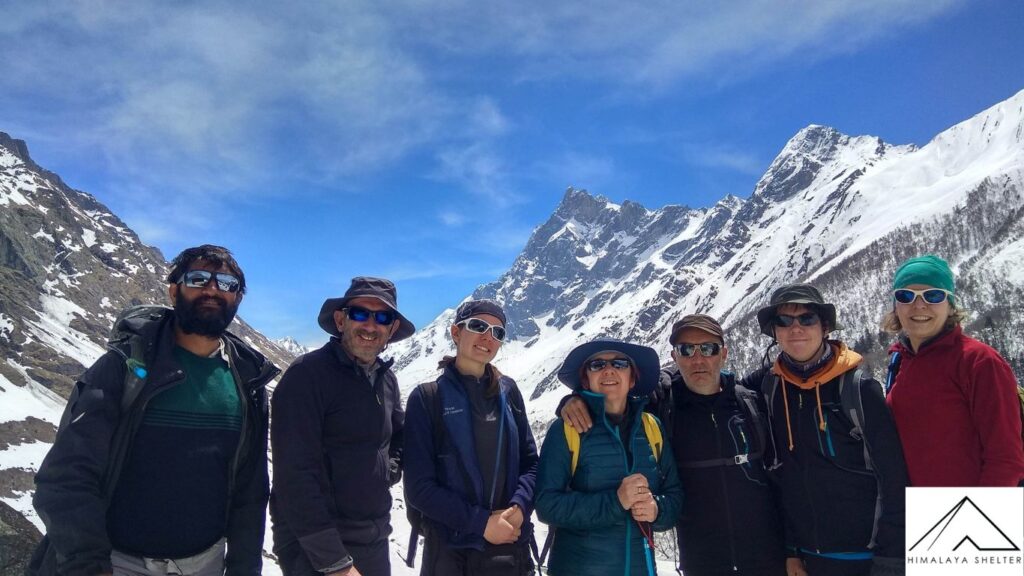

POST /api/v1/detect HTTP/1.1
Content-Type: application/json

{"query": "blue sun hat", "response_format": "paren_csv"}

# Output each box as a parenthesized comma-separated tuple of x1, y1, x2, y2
(557, 339, 660, 396)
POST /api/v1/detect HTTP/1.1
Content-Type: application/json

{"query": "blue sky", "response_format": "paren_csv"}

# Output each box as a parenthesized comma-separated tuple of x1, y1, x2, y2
(2, 0, 1022, 346)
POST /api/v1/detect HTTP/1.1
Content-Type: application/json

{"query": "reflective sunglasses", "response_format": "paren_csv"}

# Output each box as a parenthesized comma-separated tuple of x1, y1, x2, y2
(178, 270, 242, 293)
(773, 312, 821, 328)
(586, 358, 632, 372)
(893, 288, 951, 305)
(674, 342, 722, 357)
(344, 306, 396, 325)
(456, 318, 506, 341)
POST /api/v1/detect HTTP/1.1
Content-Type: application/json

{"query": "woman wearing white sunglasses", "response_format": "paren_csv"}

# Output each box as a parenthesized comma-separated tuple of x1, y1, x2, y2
(403, 299, 539, 575)
(883, 254, 1024, 487)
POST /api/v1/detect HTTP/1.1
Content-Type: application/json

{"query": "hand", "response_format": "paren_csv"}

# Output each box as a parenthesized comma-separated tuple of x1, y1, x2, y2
(484, 510, 519, 544)
(502, 505, 524, 529)
(630, 497, 658, 522)
(616, 473, 651, 510)
(786, 557, 808, 576)
(560, 396, 593, 433)
(326, 567, 361, 576)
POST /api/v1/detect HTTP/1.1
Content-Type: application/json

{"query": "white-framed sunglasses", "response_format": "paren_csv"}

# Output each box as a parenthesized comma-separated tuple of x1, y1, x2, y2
(456, 318, 507, 341)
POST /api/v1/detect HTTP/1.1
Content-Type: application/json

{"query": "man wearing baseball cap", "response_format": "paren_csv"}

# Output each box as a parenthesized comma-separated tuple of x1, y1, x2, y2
(559, 314, 786, 575)
(271, 277, 416, 576)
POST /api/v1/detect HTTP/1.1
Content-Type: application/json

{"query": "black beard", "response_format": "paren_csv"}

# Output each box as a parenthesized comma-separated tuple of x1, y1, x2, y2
(174, 293, 238, 337)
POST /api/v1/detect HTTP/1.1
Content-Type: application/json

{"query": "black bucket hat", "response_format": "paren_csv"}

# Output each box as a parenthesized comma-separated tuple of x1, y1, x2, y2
(557, 339, 660, 397)
(756, 283, 841, 336)
(318, 277, 416, 342)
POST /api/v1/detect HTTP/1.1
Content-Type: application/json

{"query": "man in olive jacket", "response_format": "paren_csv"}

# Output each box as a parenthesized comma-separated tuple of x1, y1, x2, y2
(270, 277, 414, 576)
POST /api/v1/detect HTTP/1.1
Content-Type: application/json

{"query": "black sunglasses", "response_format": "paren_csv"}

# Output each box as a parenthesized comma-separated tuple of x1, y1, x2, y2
(178, 270, 242, 293)
(773, 312, 820, 328)
(674, 342, 721, 357)
(586, 358, 632, 372)
(893, 288, 950, 305)
(344, 306, 396, 326)
(457, 318, 506, 341)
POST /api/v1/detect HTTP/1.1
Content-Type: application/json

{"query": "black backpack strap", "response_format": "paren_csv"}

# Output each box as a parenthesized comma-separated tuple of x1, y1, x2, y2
(838, 368, 872, 470)
(405, 381, 445, 567)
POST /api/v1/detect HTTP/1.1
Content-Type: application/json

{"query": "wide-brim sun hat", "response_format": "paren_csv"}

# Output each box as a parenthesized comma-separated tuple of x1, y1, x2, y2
(557, 339, 660, 397)
(756, 283, 841, 336)
(318, 276, 416, 342)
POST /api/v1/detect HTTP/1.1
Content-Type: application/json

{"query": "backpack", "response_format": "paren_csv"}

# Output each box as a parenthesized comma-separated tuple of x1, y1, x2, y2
(537, 411, 664, 569)
(761, 367, 874, 470)
(27, 306, 165, 576)
(886, 351, 1024, 447)
(676, 384, 770, 470)
(403, 380, 454, 568)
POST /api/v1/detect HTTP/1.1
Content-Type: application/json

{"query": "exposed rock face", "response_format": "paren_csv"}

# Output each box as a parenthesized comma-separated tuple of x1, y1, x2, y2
(0, 499, 41, 576)
(0, 132, 298, 566)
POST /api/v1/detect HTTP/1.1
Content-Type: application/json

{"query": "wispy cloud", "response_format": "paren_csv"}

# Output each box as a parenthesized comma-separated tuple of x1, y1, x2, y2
(0, 0, 964, 241)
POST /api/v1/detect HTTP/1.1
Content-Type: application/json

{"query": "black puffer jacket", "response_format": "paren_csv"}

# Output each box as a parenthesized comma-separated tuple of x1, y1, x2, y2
(32, 306, 278, 576)
(657, 367, 786, 575)
(269, 338, 404, 571)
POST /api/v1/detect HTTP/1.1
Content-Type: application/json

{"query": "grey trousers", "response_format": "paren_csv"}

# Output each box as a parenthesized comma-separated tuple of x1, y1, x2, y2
(110, 539, 226, 576)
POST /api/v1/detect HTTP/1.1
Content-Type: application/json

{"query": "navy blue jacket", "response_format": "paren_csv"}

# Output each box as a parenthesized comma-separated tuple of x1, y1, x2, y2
(404, 365, 539, 550)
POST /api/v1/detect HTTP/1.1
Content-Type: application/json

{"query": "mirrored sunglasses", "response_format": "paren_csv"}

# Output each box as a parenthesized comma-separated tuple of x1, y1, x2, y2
(344, 306, 396, 325)
(773, 312, 820, 328)
(457, 318, 506, 341)
(674, 342, 721, 357)
(893, 288, 950, 305)
(179, 270, 242, 293)
(586, 358, 632, 372)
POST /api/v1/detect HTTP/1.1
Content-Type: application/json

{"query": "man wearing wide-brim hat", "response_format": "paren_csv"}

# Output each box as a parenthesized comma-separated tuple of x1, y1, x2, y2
(271, 277, 416, 576)
(750, 283, 908, 576)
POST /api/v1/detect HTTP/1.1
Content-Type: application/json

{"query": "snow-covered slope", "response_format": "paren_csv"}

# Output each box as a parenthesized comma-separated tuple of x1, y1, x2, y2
(391, 90, 1024, 439)
(0, 132, 298, 563)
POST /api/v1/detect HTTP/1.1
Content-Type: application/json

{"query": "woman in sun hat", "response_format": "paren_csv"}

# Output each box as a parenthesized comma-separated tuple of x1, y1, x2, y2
(404, 299, 539, 575)
(882, 254, 1024, 487)
(534, 339, 682, 576)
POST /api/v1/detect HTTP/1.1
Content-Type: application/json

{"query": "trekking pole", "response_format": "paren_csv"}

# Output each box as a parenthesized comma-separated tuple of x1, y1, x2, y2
(637, 521, 655, 576)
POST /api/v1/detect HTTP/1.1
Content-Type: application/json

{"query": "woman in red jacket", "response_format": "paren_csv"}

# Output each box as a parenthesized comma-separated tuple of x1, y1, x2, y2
(883, 254, 1024, 487)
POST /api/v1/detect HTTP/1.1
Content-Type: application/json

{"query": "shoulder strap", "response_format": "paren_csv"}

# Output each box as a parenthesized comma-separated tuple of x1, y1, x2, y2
(839, 368, 874, 471)
(640, 412, 663, 463)
(761, 370, 779, 419)
(735, 385, 767, 460)
(563, 421, 581, 476)
(885, 351, 902, 394)
(404, 380, 446, 568)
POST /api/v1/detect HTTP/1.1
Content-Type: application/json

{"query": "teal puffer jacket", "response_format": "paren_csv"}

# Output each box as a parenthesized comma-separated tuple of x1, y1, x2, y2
(536, 391, 683, 576)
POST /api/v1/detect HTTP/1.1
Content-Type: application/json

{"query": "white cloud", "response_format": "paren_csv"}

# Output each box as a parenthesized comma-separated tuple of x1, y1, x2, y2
(438, 211, 466, 227)
(0, 0, 964, 241)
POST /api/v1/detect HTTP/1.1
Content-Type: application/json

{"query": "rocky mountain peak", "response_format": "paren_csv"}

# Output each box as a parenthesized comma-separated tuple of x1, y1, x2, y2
(0, 132, 35, 168)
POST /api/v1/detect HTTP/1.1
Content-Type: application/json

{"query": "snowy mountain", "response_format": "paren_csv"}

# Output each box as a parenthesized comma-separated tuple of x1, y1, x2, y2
(391, 90, 1024, 438)
(0, 132, 298, 567)
(275, 336, 312, 357)
(3, 88, 1024, 572)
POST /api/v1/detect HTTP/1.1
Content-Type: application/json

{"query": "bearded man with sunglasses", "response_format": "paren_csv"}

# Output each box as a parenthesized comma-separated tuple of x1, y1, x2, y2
(271, 277, 414, 576)
(750, 284, 908, 576)
(32, 245, 279, 576)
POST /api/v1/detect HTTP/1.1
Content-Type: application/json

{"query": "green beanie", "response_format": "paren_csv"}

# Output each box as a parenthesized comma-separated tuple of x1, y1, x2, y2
(892, 254, 955, 300)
